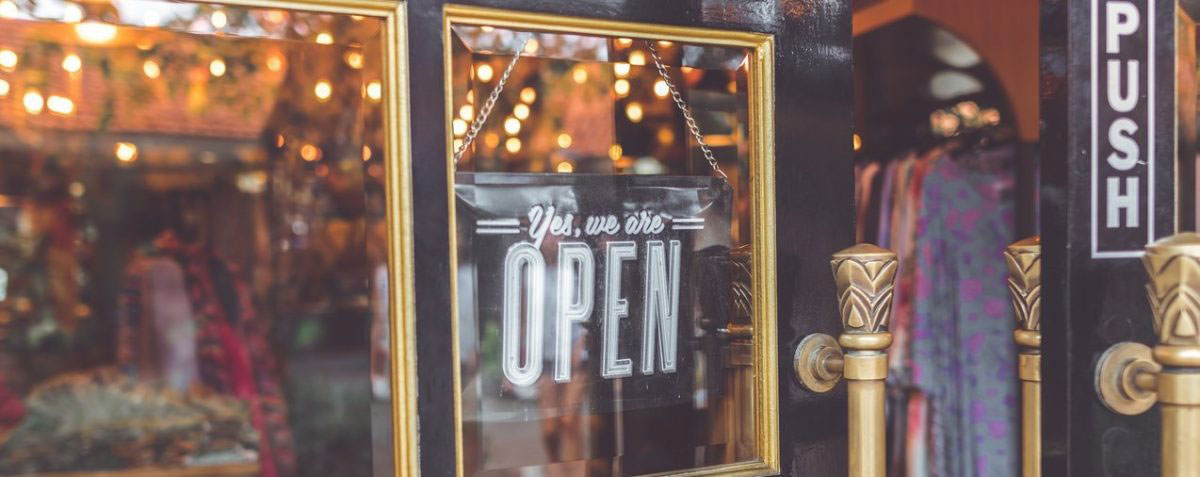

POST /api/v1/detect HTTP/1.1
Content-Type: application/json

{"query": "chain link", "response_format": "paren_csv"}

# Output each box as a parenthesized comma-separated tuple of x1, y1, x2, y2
(453, 35, 532, 166)
(646, 41, 728, 181)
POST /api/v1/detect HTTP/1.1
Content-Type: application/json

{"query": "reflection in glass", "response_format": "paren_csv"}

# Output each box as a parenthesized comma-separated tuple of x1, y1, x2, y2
(451, 24, 757, 476)
(0, 2, 391, 476)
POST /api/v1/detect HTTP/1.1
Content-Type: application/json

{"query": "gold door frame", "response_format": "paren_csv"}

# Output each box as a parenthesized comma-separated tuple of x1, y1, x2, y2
(186, 0, 418, 473)
(442, 5, 779, 476)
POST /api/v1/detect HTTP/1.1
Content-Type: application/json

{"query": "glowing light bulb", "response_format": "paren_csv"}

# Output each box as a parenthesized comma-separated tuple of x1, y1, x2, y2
(853, 133, 862, 151)
(0, 79, 9, 97)
(22, 91, 43, 114)
(266, 54, 283, 72)
(315, 32, 333, 44)
(47, 95, 74, 115)
(209, 58, 226, 77)
(616, 38, 633, 47)
(475, 63, 493, 82)
(345, 51, 364, 69)
(484, 133, 500, 148)
(523, 38, 539, 54)
(459, 104, 475, 121)
(657, 127, 675, 145)
(361, 145, 372, 161)
(653, 79, 669, 98)
(505, 137, 521, 153)
(0, 49, 18, 70)
(62, 54, 82, 73)
(142, 60, 161, 78)
(625, 102, 643, 123)
(300, 144, 321, 161)
(75, 22, 118, 44)
(657, 40, 673, 47)
(210, 10, 227, 29)
(0, 1, 18, 19)
(614, 79, 630, 97)
(519, 86, 535, 104)
(62, 3, 82, 22)
(556, 133, 572, 149)
(609, 144, 623, 161)
(629, 51, 646, 66)
(572, 66, 588, 84)
(367, 80, 382, 101)
(513, 103, 530, 120)
(556, 161, 574, 173)
(115, 142, 138, 162)
(613, 62, 630, 78)
(452, 118, 468, 136)
(314, 80, 332, 101)
(503, 116, 521, 135)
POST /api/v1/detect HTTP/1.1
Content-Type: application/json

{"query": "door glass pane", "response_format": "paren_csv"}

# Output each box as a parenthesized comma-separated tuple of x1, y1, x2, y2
(450, 22, 762, 476)
(0, 2, 392, 475)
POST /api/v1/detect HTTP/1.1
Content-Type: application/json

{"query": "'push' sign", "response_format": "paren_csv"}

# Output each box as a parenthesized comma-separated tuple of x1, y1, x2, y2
(1092, 0, 1155, 257)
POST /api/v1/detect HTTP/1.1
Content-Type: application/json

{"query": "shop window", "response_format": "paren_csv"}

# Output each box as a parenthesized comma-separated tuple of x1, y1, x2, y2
(445, 7, 777, 476)
(0, 1, 408, 476)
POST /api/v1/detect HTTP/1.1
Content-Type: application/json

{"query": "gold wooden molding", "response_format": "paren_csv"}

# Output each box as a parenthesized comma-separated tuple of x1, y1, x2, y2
(795, 243, 896, 477)
(1095, 232, 1200, 477)
(1005, 236, 1041, 477)
(442, 5, 778, 476)
(187, 0, 418, 474)
(81, 0, 418, 472)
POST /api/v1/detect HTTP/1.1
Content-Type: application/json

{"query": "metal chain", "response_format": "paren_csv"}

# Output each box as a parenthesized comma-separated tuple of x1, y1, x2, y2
(646, 41, 728, 181)
(454, 35, 728, 181)
(453, 35, 532, 166)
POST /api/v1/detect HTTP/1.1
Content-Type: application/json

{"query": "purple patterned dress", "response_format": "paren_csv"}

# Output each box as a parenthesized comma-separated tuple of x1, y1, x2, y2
(910, 149, 1018, 477)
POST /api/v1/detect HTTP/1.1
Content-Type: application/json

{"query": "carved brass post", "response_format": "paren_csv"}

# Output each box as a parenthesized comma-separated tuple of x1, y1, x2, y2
(794, 243, 897, 477)
(1095, 232, 1200, 477)
(1005, 236, 1041, 477)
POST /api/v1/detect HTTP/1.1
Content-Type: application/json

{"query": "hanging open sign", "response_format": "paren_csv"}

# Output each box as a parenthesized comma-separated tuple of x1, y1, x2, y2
(455, 172, 732, 411)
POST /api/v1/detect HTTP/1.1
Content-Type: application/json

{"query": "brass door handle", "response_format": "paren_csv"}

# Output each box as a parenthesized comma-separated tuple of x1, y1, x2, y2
(794, 243, 897, 477)
(1095, 233, 1200, 477)
(1005, 236, 1042, 477)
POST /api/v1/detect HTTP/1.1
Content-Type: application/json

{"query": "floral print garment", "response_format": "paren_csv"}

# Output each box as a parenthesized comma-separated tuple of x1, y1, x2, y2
(119, 232, 295, 476)
(910, 151, 1018, 477)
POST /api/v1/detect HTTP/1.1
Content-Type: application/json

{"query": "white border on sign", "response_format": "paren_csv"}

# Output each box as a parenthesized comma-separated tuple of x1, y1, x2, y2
(1091, 0, 1155, 259)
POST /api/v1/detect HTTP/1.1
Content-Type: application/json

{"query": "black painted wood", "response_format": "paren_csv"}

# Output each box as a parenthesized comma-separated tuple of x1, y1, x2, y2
(406, 0, 854, 475)
(1040, 0, 1175, 475)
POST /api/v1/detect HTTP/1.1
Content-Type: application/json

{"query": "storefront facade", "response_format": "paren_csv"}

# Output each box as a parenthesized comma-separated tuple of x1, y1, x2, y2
(3, 0, 1200, 476)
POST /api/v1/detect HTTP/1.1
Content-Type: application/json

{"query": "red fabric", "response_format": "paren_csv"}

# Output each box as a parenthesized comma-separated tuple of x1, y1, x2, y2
(119, 231, 294, 476)
(0, 374, 24, 430)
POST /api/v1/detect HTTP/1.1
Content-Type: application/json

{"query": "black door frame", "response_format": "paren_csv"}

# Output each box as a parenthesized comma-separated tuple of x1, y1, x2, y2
(1040, 0, 1183, 474)
(405, 0, 855, 474)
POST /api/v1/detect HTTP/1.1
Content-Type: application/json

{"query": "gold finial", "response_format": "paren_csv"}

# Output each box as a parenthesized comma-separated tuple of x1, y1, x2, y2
(1006, 236, 1042, 476)
(1005, 236, 1041, 332)
(1142, 232, 1200, 349)
(830, 243, 897, 339)
(1097, 233, 1200, 475)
